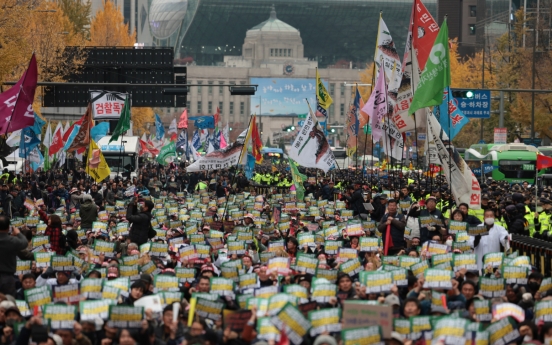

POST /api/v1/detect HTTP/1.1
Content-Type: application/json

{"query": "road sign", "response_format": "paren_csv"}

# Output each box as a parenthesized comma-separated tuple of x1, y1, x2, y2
(298, 120, 305, 127)
(472, 164, 496, 175)
(297, 113, 307, 119)
(417, 134, 427, 141)
(453, 90, 491, 118)
(523, 138, 542, 147)
(406, 132, 412, 137)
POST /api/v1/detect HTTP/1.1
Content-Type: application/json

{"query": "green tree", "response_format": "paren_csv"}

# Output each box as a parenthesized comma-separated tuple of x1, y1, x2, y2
(57, 0, 91, 38)
(265, 136, 271, 147)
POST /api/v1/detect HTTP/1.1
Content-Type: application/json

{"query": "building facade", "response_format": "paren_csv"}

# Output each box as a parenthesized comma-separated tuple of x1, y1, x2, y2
(184, 7, 362, 144)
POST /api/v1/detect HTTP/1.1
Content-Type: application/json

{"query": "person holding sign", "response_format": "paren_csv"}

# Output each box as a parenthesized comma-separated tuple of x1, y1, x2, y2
(474, 209, 510, 270)
(377, 199, 406, 256)
(126, 199, 155, 246)
(409, 196, 445, 244)
(37, 212, 65, 255)
(0, 216, 28, 296)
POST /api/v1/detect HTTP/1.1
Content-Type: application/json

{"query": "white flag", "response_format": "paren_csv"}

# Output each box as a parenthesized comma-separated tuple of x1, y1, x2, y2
(169, 118, 177, 134)
(374, 16, 402, 94)
(288, 107, 335, 173)
(43, 122, 52, 147)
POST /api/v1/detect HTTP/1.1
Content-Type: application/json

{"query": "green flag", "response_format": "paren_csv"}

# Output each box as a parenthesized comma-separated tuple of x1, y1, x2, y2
(109, 96, 131, 143)
(43, 147, 50, 171)
(408, 19, 450, 115)
(288, 158, 307, 201)
(156, 141, 176, 165)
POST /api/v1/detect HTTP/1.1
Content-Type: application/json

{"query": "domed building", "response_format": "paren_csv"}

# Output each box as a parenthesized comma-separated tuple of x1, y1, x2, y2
(186, 6, 362, 145)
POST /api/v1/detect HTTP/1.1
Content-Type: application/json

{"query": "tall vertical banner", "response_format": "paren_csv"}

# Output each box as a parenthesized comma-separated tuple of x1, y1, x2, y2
(315, 69, 333, 117)
(374, 16, 402, 96)
(426, 113, 481, 209)
(346, 89, 361, 158)
(288, 110, 335, 173)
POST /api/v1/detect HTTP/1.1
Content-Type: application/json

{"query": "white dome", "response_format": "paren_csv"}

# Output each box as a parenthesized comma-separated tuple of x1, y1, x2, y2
(149, 0, 188, 39)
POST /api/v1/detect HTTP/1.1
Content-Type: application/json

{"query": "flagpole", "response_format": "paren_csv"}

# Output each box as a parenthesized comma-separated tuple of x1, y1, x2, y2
(408, 2, 422, 187)
(222, 116, 253, 222)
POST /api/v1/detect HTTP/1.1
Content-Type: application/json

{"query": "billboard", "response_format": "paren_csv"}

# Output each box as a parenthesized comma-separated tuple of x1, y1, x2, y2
(250, 78, 328, 116)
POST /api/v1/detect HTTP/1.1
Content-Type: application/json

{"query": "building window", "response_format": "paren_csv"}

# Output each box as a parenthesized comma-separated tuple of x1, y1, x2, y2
(330, 83, 335, 96)
(340, 104, 345, 116)
(208, 81, 213, 95)
(329, 104, 334, 117)
(219, 81, 224, 95)
(230, 102, 234, 115)
(187, 101, 190, 110)
(270, 49, 273, 57)
(208, 101, 212, 114)
(288, 49, 292, 57)
(240, 102, 245, 115)
(279, 49, 283, 56)
(197, 81, 202, 94)
(340, 84, 345, 96)
(219, 102, 223, 113)
(469, 24, 476, 35)
(469, 6, 476, 17)
(197, 101, 202, 113)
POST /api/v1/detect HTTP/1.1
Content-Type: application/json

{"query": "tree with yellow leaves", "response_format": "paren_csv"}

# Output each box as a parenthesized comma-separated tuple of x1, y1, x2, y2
(89, 0, 135, 46)
(1, 0, 86, 117)
(132, 107, 154, 136)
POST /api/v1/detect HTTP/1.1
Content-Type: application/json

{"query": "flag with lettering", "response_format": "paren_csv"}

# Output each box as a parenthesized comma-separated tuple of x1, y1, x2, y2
(346, 88, 361, 158)
(315, 69, 333, 117)
(86, 140, 111, 182)
(178, 108, 188, 129)
(67, 104, 93, 151)
(0, 54, 38, 134)
(409, 19, 450, 115)
(19, 127, 41, 158)
(435, 87, 469, 140)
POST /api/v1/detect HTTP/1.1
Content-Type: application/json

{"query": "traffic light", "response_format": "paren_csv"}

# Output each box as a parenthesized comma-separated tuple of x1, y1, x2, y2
(330, 128, 336, 133)
(229, 127, 233, 131)
(452, 90, 475, 99)
(283, 125, 295, 132)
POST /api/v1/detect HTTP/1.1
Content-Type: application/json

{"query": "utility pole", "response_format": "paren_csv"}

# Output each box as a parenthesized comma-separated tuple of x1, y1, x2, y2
(531, 18, 537, 140)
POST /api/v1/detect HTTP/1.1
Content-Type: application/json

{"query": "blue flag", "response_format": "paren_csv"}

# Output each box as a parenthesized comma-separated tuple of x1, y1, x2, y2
(29, 147, 44, 171)
(32, 113, 46, 136)
(435, 87, 470, 140)
(63, 125, 80, 151)
(155, 113, 165, 140)
(90, 122, 110, 142)
(190, 116, 215, 129)
(353, 88, 361, 135)
(176, 130, 187, 149)
(19, 127, 41, 158)
(245, 153, 255, 179)
(191, 130, 201, 150)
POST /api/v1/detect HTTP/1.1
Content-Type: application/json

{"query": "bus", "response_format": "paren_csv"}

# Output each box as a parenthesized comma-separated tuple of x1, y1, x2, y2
(538, 146, 552, 157)
(464, 143, 543, 184)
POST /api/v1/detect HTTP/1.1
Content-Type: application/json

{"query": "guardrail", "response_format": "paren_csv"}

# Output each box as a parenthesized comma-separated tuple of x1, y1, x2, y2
(510, 234, 552, 275)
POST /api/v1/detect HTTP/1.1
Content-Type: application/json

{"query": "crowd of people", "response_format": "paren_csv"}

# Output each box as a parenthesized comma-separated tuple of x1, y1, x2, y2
(0, 163, 551, 345)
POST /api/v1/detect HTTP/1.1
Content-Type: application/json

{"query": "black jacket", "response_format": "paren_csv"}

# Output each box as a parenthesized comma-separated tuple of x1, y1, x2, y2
(126, 204, 153, 246)
(349, 188, 365, 216)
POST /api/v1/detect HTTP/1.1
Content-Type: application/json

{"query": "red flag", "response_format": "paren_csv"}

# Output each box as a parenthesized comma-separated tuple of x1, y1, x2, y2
(412, 0, 439, 70)
(49, 125, 64, 155)
(384, 224, 394, 255)
(0, 54, 38, 134)
(537, 154, 552, 170)
(276, 330, 289, 345)
(178, 109, 188, 129)
(251, 115, 263, 164)
(67, 104, 93, 151)
(214, 107, 220, 127)
(170, 133, 177, 142)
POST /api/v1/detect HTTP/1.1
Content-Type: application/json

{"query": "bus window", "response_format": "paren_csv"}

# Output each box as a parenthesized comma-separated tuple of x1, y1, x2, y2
(498, 160, 536, 179)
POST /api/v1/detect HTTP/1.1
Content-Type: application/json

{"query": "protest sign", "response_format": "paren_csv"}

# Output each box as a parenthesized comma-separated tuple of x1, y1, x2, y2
(107, 305, 144, 328)
(342, 301, 392, 338)
(309, 308, 342, 337)
(270, 303, 311, 345)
